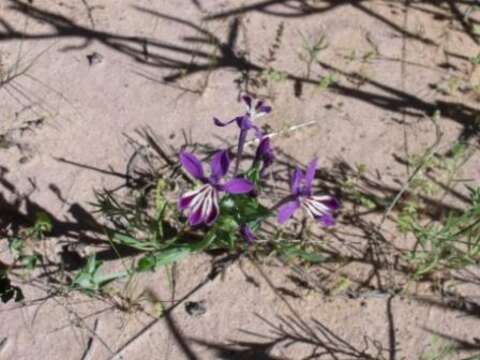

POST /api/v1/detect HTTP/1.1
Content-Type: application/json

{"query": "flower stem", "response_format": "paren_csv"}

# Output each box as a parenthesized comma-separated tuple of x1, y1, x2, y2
(234, 128, 247, 175)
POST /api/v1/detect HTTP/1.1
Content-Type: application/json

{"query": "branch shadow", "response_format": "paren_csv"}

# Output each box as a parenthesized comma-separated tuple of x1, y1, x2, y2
(189, 262, 394, 360)
(1, 1, 478, 148)
(192, 312, 387, 359)
(204, 0, 477, 47)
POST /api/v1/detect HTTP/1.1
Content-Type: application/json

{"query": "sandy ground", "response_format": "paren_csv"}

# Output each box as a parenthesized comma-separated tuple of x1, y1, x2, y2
(1, 0, 480, 359)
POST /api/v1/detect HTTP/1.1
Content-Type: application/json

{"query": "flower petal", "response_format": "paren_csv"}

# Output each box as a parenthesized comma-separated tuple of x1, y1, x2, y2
(242, 95, 252, 109)
(180, 151, 205, 180)
(223, 178, 255, 194)
(257, 105, 272, 116)
(240, 225, 256, 244)
(304, 158, 318, 195)
(213, 116, 239, 127)
(278, 200, 300, 224)
(317, 214, 335, 227)
(255, 137, 274, 175)
(188, 206, 204, 226)
(210, 150, 230, 180)
(313, 195, 340, 212)
(254, 100, 272, 117)
(255, 137, 273, 161)
(291, 168, 303, 195)
(177, 189, 199, 211)
(256, 137, 270, 157)
(255, 100, 265, 111)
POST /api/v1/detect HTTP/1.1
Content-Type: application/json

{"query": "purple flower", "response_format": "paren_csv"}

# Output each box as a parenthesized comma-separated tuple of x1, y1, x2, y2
(213, 95, 272, 174)
(277, 158, 340, 227)
(213, 95, 272, 133)
(240, 225, 256, 244)
(178, 150, 255, 226)
(254, 137, 274, 175)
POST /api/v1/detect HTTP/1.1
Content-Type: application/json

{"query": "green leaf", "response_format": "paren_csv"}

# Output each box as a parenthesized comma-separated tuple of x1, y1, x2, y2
(137, 247, 190, 272)
(25, 211, 53, 239)
(221, 195, 271, 224)
(93, 270, 128, 285)
(155, 179, 168, 220)
(283, 245, 327, 263)
(86, 255, 101, 274)
(72, 255, 127, 293)
(318, 73, 336, 90)
(186, 233, 217, 252)
(136, 232, 218, 273)
(22, 255, 39, 270)
(109, 231, 156, 251)
(216, 215, 239, 234)
(8, 238, 24, 256)
(35, 212, 53, 234)
(245, 165, 262, 184)
(137, 255, 157, 272)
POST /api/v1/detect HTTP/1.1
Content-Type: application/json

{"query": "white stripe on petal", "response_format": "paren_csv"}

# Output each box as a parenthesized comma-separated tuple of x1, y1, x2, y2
(189, 185, 209, 214)
(205, 189, 220, 225)
(301, 201, 318, 218)
(308, 199, 329, 214)
(302, 197, 330, 218)
(201, 188, 213, 220)
(182, 187, 204, 204)
(311, 195, 332, 202)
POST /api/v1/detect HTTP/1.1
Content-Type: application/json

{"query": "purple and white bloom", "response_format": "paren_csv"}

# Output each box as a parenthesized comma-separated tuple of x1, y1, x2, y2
(213, 95, 272, 134)
(277, 158, 340, 227)
(213, 95, 272, 174)
(178, 150, 255, 226)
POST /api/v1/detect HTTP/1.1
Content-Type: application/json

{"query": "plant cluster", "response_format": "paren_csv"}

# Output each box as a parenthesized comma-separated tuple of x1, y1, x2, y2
(95, 96, 340, 279)
(392, 141, 480, 278)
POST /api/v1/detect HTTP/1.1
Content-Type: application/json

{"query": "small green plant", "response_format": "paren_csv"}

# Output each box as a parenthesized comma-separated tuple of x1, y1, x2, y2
(318, 73, 337, 90)
(8, 211, 52, 272)
(420, 336, 456, 360)
(403, 186, 480, 278)
(27, 211, 52, 239)
(340, 163, 383, 210)
(432, 76, 464, 96)
(342, 49, 376, 64)
(71, 255, 128, 295)
(470, 53, 480, 65)
(297, 30, 328, 78)
(393, 137, 480, 279)
(1, 212, 52, 301)
(87, 97, 341, 291)
(401, 141, 468, 200)
(260, 68, 289, 83)
(344, 49, 357, 63)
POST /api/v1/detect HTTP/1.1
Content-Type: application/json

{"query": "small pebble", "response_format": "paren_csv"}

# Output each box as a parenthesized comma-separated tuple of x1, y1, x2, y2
(185, 301, 207, 317)
(87, 52, 104, 66)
